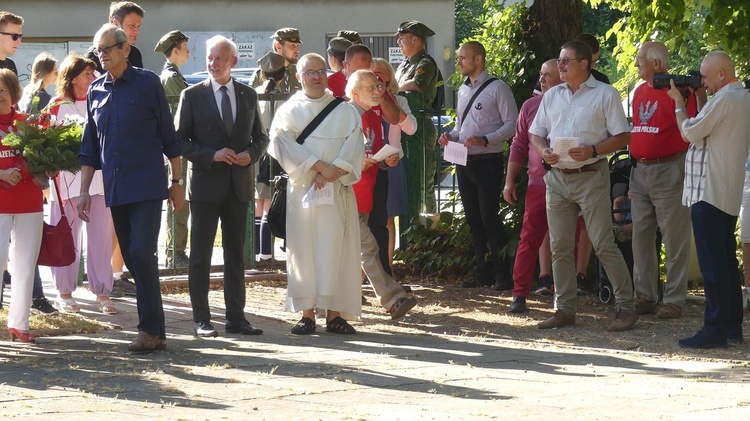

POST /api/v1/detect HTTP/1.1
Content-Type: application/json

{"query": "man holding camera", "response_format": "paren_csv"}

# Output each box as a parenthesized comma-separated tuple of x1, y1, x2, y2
(630, 41, 697, 319)
(668, 51, 750, 348)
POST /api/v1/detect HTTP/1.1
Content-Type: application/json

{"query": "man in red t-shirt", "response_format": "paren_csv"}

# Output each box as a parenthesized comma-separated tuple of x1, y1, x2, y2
(630, 41, 698, 319)
(349, 69, 416, 319)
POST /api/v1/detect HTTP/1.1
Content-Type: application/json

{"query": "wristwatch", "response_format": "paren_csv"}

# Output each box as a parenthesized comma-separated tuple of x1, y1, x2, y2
(171, 178, 184, 186)
(481, 136, 489, 147)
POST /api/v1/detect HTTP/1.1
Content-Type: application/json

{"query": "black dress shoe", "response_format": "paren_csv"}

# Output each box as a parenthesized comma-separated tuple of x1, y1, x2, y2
(194, 320, 219, 337)
(225, 319, 263, 335)
(508, 296, 528, 314)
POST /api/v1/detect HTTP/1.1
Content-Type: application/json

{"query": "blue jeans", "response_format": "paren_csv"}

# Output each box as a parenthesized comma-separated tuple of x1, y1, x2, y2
(111, 200, 165, 339)
(691, 201, 744, 339)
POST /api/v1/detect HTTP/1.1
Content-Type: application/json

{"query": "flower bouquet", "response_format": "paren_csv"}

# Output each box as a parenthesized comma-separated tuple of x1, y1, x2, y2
(1, 97, 84, 178)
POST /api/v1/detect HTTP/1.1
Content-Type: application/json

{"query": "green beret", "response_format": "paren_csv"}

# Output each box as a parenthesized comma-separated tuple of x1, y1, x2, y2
(327, 37, 353, 54)
(154, 30, 188, 55)
(395, 21, 435, 40)
(336, 30, 362, 45)
(271, 28, 302, 44)
(258, 51, 285, 74)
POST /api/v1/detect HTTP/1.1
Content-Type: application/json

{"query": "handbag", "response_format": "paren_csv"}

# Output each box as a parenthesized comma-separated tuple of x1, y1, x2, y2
(266, 97, 345, 239)
(37, 178, 76, 267)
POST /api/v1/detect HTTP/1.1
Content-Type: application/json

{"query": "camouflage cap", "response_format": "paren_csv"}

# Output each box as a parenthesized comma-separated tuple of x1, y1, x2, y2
(327, 37, 353, 54)
(395, 21, 435, 40)
(336, 30, 362, 45)
(154, 30, 189, 55)
(271, 28, 302, 44)
(258, 51, 285, 74)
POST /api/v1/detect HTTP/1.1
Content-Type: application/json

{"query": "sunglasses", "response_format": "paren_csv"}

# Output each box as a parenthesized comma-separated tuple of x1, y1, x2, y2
(556, 57, 584, 66)
(0, 31, 23, 41)
(95, 41, 125, 56)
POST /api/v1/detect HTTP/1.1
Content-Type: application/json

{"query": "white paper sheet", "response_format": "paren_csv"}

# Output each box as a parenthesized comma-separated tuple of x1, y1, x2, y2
(553, 137, 581, 163)
(302, 182, 334, 208)
(443, 141, 468, 166)
(371, 144, 401, 162)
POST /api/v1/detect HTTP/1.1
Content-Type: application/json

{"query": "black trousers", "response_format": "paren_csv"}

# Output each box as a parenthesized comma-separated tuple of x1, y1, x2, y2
(189, 187, 249, 323)
(456, 155, 505, 277)
(368, 169, 391, 276)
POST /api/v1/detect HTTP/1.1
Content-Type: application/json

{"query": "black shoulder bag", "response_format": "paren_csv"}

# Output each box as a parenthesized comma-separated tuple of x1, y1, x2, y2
(267, 97, 346, 239)
(460, 77, 498, 124)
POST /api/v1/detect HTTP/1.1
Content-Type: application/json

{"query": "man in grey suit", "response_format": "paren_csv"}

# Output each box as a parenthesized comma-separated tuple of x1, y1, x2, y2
(176, 35, 270, 337)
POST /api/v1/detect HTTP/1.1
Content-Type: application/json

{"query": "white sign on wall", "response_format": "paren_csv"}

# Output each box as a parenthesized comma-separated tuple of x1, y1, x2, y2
(388, 47, 404, 65)
(12, 42, 69, 87)
(181, 31, 274, 75)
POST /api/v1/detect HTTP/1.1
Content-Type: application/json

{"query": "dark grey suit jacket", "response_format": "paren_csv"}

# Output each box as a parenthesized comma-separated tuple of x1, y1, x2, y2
(176, 78, 270, 203)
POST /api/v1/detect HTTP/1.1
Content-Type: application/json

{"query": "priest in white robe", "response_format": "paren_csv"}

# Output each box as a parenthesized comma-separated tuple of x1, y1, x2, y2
(269, 53, 365, 335)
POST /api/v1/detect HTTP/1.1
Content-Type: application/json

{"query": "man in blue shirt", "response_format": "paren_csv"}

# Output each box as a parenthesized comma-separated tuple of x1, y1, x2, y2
(78, 23, 184, 353)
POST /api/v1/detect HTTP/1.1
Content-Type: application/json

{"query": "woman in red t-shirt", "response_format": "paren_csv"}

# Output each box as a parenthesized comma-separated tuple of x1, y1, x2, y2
(0, 69, 46, 343)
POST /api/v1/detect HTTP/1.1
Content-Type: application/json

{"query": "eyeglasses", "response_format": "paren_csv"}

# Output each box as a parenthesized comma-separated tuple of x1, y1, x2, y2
(300, 69, 327, 78)
(95, 41, 125, 56)
(361, 84, 384, 93)
(0, 31, 23, 41)
(556, 57, 584, 66)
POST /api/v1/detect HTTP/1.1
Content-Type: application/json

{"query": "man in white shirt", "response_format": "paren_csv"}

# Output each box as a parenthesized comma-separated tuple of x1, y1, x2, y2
(530, 41, 638, 332)
(668, 51, 750, 348)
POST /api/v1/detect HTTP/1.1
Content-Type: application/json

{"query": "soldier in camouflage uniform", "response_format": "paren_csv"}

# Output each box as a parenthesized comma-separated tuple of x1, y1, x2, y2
(395, 20, 439, 216)
(155, 30, 190, 268)
(250, 27, 302, 93)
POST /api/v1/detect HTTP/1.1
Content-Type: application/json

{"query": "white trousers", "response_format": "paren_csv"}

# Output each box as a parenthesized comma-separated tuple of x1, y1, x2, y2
(0, 212, 43, 331)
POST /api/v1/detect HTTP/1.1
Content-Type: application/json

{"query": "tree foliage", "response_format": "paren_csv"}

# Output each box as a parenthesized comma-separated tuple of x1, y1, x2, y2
(586, 0, 750, 92)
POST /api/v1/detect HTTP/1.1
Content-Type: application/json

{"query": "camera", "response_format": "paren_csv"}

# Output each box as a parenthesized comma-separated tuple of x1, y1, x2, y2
(652, 71, 702, 90)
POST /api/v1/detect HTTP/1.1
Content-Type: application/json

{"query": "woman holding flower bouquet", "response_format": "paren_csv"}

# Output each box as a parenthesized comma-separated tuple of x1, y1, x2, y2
(0, 68, 53, 343)
(47, 54, 117, 315)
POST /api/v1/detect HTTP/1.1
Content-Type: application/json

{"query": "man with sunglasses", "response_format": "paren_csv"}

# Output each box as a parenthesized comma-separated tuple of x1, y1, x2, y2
(78, 24, 183, 353)
(0, 11, 22, 75)
(530, 41, 638, 332)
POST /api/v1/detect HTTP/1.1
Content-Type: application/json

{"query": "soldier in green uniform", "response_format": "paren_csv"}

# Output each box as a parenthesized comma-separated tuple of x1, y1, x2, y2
(250, 27, 302, 93)
(395, 20, 440, 216)
(155, 30, 191, 268)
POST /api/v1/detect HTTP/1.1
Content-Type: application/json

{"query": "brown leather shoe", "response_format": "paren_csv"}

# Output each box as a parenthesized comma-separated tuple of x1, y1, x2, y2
(656, 303, 682, 319)
(537, 310, 576, 329)
(128, 331, 161, 353)
(607, 309, 639, 332)
(634, 296, 657, 315)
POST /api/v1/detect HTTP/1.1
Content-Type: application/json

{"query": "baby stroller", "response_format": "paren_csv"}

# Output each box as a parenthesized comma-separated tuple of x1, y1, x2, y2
(597, 150, 635, 304)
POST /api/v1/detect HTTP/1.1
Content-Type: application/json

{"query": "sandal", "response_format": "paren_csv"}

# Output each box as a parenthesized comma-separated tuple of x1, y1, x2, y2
(98, 299, 118, 315)
(291, 317, 316, 335)
(325, 316, 356, 334)
(56, 297, 80, 313)
(389, 296, 417, 320)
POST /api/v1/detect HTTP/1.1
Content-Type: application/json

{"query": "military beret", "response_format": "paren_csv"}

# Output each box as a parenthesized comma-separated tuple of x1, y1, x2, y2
(327, 37, 353, 54)
(154, 30, 188, 55)
(336, 30, 362, 45)
(271, 28, 302, 44)
(258, 51, 285, 74)
(395, 21, 435, 40)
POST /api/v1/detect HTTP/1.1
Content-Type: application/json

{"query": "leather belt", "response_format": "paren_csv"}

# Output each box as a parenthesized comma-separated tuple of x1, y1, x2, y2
(555, 161, 601, 174)
(467, 153, 502, 162)
(633, 152, 683, 165)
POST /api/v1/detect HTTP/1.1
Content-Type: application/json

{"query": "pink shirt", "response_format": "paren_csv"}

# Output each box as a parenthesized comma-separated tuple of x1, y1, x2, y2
(509, 95, 546, 186)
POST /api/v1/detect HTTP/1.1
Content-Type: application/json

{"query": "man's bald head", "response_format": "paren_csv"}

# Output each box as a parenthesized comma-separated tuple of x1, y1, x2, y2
(539, 59, 562, 93)
(700, 50, 736, 95)
(636, 41, 669, 84)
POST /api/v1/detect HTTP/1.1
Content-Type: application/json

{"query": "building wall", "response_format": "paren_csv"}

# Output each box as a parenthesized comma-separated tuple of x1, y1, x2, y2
(6, 0, 455, 102)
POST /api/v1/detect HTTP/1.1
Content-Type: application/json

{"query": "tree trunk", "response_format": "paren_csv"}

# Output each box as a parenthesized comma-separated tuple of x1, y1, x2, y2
(524, 0, 583, 86)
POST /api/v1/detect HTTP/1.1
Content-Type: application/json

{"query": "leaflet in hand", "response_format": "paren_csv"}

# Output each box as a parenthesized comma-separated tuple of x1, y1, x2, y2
(553, 137, 581, 163)
(302, 182, 334, 208)
(443, 141, 468, 166)
(371, 144, 401, 162)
